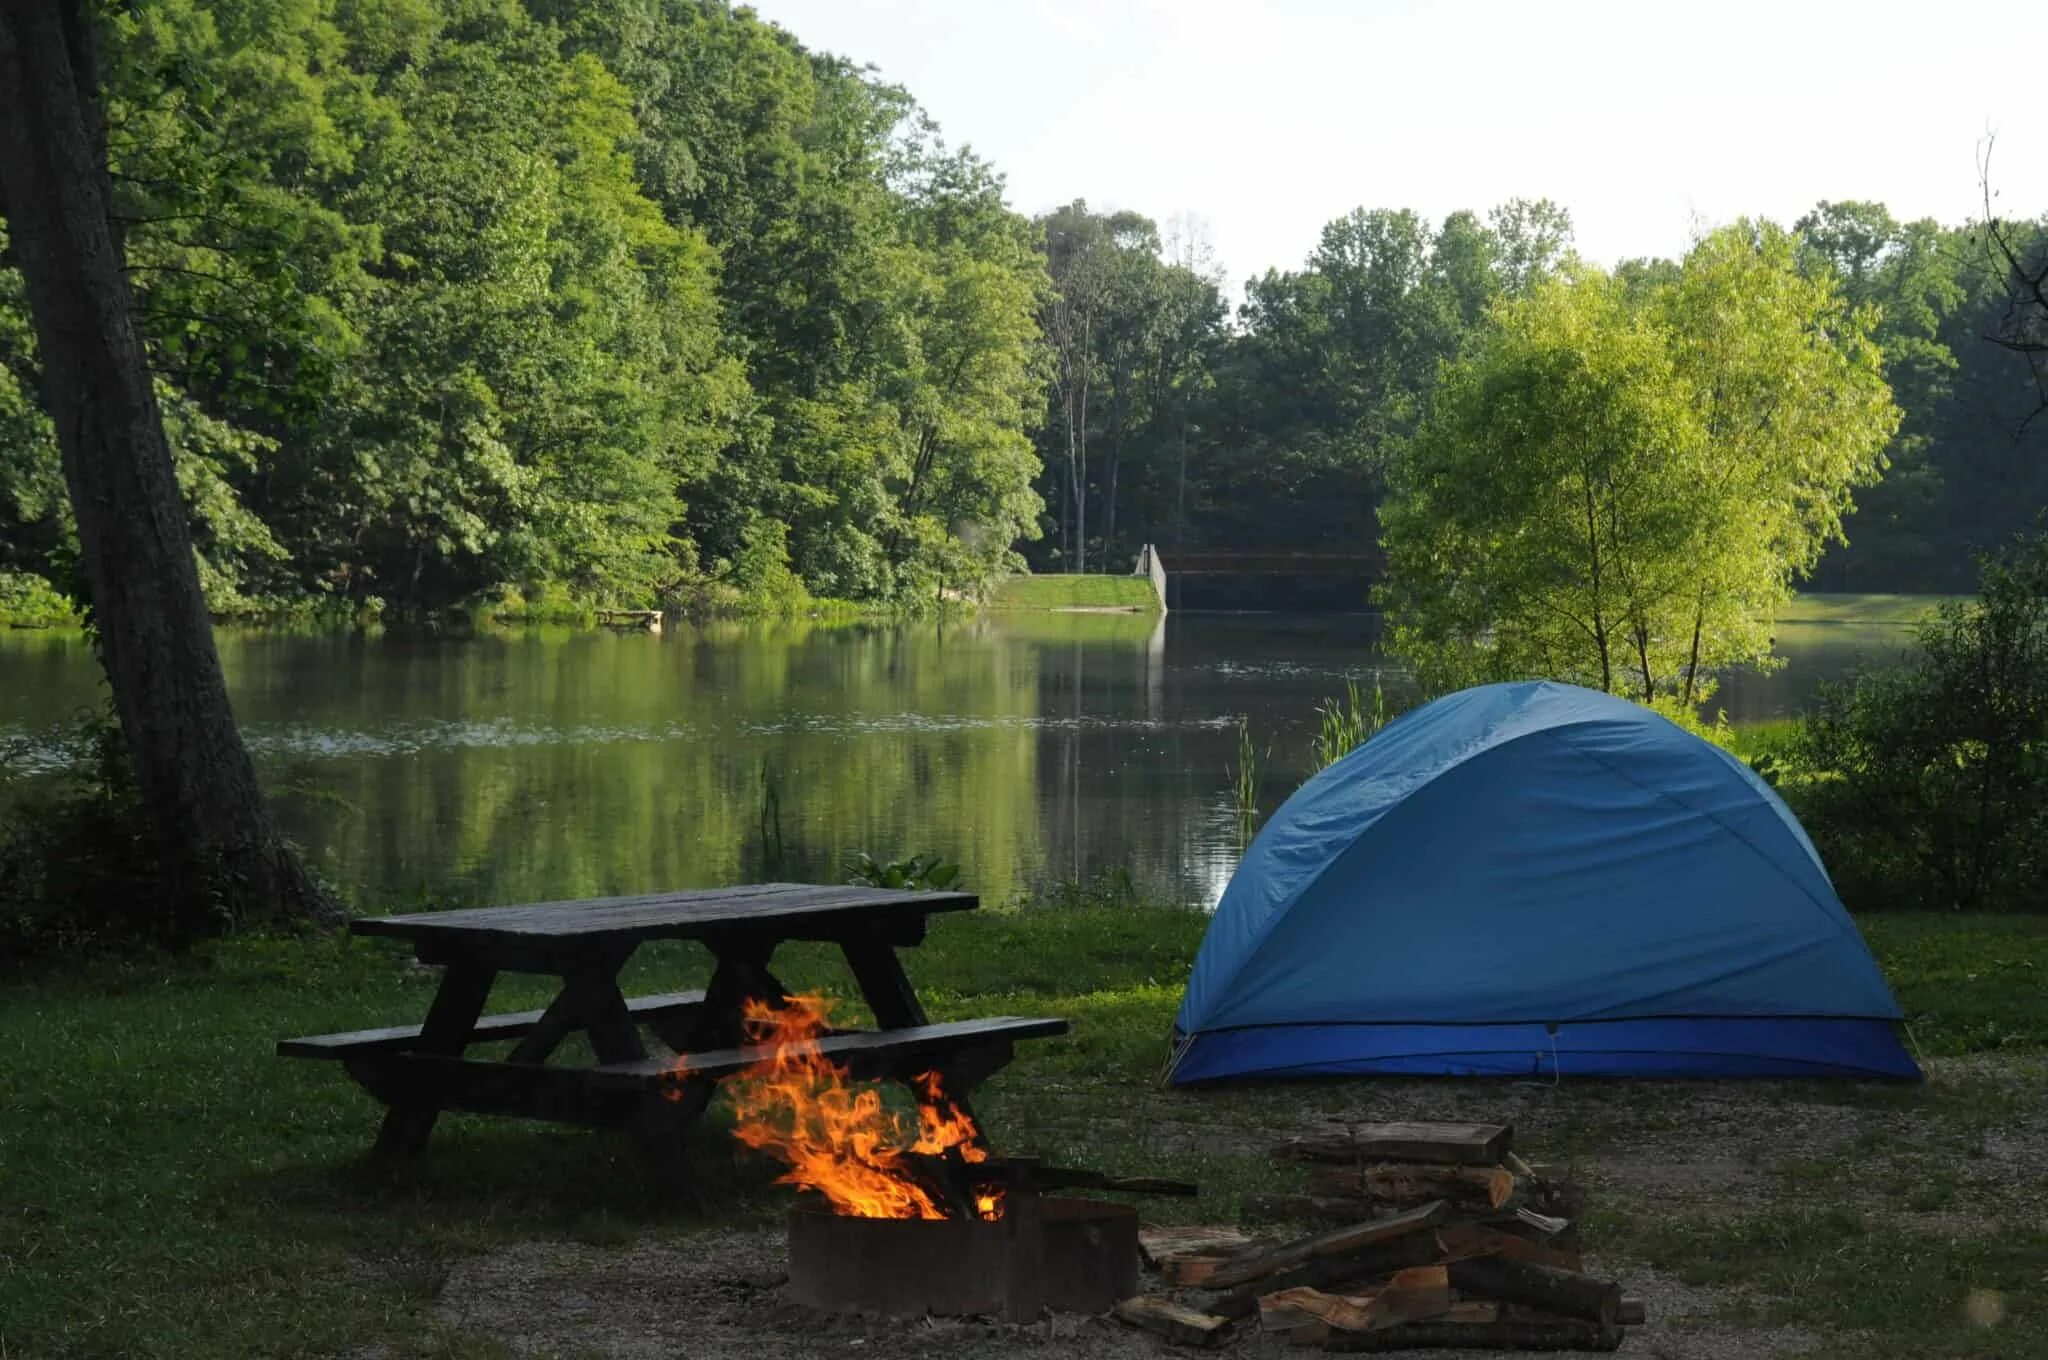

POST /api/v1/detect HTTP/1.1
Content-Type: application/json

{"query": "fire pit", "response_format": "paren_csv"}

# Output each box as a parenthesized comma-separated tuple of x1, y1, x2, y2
(687, 991, 1172, 1319)
(787, 1195, 1138, 1318)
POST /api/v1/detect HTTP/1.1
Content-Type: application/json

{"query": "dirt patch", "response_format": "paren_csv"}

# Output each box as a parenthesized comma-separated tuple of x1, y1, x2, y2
(430, 1235, 1805, 1360)
(418, 1057, 2048, 1358)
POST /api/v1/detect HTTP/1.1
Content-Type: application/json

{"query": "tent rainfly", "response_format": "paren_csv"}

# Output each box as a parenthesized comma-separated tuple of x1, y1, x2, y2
(1169, 681, 1920, 1083)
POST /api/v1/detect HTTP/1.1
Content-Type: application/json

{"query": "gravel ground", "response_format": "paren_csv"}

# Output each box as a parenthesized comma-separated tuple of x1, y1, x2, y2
(410, 1056, 2048, 1359)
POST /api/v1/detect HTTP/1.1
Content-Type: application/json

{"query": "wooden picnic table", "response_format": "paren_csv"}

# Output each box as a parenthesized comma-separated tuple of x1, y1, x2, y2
(278, 883, 1067, 1170)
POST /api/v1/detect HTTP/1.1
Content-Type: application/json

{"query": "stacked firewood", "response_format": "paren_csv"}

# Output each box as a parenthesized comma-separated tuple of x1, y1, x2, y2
(1114, 1121, 1641, 1352)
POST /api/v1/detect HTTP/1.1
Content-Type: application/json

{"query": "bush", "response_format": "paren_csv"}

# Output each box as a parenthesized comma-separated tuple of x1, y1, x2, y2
(1786, 533, 2048, 911)
(0, 712, 218, 961)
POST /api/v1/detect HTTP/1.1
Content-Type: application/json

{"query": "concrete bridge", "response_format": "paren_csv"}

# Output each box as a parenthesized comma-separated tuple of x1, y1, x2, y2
(1134, 545, 1382, 612)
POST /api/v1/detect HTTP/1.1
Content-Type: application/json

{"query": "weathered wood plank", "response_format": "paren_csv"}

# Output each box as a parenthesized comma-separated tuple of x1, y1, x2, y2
(278, 990, 707, 1058)
(347, 1054, 649, 1126)
(351, 883, 977, 946)
(1113, 1295, 1231, 1347)
(1273, 1121, 1513, 1167)
(593, 1016, 1068, 1086)
(1200, 1200, 1449, 1291)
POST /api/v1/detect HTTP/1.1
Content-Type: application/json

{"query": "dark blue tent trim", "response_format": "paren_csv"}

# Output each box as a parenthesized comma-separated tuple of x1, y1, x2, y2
(1170, 1017, 1922, 1082)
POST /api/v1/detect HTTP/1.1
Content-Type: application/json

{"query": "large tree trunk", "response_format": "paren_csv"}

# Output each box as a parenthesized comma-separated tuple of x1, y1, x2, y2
(0, 2, 338, 930)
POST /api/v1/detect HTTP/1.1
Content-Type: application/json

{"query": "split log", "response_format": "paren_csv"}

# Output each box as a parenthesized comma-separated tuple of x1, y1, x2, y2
(1314, 1162, 1515, 1210)
(1446, 1255, 1623, 1327)
(1434, 1223, 1584, 1272)
(1202, 1200, 1450, 1290)
(1139, 1224, 1256, 1267)
(1618, 1297, 1647, 1326)
(1322, 1316, 1625, 1352)
(1256, 1266, 1453, 1337)
(1160, 1252, 1240, 1287)
(1272, 1121, 1512, 1167)
(1185, 1230, 1443, 1320)
(1113, 1295, 1231, 1348)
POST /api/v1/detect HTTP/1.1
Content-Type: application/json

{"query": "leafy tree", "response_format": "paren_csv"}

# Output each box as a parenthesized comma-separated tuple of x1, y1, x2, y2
(1653, 222, 1899, 701)
(1382, 270, 1709, 697)
(1383, 226, 1897, 703)
(0, 0, 335, 931)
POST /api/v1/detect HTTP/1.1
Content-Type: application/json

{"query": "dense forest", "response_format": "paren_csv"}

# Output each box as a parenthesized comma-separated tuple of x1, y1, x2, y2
(1, 0, 2044, 621)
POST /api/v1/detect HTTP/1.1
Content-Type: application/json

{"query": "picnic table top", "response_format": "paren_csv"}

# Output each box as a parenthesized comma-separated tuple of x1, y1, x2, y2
(351, 882, 979, 945)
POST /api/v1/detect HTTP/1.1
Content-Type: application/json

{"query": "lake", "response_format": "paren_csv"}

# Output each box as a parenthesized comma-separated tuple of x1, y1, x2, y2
(0, 602, 1930, 909)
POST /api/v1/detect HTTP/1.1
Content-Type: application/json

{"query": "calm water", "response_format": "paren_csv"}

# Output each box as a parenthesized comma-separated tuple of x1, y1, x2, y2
(0, 608, 1924, 908)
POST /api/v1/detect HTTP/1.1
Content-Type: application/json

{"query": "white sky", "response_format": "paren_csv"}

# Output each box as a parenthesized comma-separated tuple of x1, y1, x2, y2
(746, 0, 2042, 295)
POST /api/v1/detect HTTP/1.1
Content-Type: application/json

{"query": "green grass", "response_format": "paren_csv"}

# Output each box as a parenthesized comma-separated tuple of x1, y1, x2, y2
(984, 573, 1162, 612)
(2, 906, 2043, 1357)
(1862, 913, 2048, 1056)
(1780, 592, 1951, 626)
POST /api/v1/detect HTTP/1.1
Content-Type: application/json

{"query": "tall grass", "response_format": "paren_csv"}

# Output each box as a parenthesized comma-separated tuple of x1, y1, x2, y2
(1229, 716, 1264, 849)
(1311, 677, 1389, 772)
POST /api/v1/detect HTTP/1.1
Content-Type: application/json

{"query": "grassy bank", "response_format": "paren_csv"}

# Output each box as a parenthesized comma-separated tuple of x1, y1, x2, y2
(984, 573, 1162, 611)
(1778, 593, 1949, 626)
(4, 905, 2045, 1358)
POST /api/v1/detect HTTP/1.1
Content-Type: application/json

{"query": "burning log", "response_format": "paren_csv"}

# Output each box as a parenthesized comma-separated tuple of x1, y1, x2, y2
(1312, 1162, 1516, 1210)
(1272, 1121, 1513, 1167)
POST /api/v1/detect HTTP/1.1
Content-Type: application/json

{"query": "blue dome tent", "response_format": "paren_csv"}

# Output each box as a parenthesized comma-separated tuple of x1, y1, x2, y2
(1169, 681, 1919, 1083)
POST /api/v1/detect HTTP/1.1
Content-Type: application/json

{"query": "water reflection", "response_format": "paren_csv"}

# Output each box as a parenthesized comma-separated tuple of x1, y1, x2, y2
(0, 606, 1926, 908)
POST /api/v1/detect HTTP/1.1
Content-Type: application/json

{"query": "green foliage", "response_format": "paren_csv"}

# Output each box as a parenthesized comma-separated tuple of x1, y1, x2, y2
(0, 0, 1049, 619)
(0, 571, 77, 627)
(843, 851, 960, 892)
(0, 712, 221, 959)
(1786, 533, 2048, 911)
(1310, 677, 1388, 772)
(1382, 228, 1897, 702)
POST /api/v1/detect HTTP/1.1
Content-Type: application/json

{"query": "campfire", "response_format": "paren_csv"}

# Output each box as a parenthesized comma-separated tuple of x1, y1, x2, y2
(672, 994, 1005, 1222)
(670, 991, 1162, 1318)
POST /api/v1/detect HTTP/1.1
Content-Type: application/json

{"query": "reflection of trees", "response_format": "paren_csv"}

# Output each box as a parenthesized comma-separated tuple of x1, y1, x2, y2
(223, 623, 1049, 908)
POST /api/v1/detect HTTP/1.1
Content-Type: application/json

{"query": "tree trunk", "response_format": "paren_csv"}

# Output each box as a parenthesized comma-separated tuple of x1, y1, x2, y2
(1074, 365, 1089, 574)
(0, 3, 338, 930)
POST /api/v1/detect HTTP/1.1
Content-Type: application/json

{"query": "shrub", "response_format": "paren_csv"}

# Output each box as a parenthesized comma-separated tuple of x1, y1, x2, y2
(1787, 533, 2048, 911)
(0, 711, 220, 961)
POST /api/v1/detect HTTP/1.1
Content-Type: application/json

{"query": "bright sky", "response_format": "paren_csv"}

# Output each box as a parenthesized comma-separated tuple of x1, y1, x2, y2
(747, 0, 2042, 295)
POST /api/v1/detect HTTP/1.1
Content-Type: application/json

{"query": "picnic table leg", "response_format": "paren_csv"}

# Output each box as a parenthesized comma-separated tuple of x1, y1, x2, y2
(508, 949, 645, 1066)
(371, 959, 496, 1163)
(680, 936, 792, 1050)
(840, 935, 928, 1028)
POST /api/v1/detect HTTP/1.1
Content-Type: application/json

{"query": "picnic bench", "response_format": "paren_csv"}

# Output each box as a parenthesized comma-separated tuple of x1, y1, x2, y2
(277, 883, 1067, 1169)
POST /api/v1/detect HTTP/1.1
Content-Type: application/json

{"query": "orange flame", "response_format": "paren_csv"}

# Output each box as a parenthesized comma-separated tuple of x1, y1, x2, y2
(671, 993, 1003, 1220)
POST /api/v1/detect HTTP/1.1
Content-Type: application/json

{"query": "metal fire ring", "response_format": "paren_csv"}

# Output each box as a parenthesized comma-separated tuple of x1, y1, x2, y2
(786, 1197, 1138, 1317)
